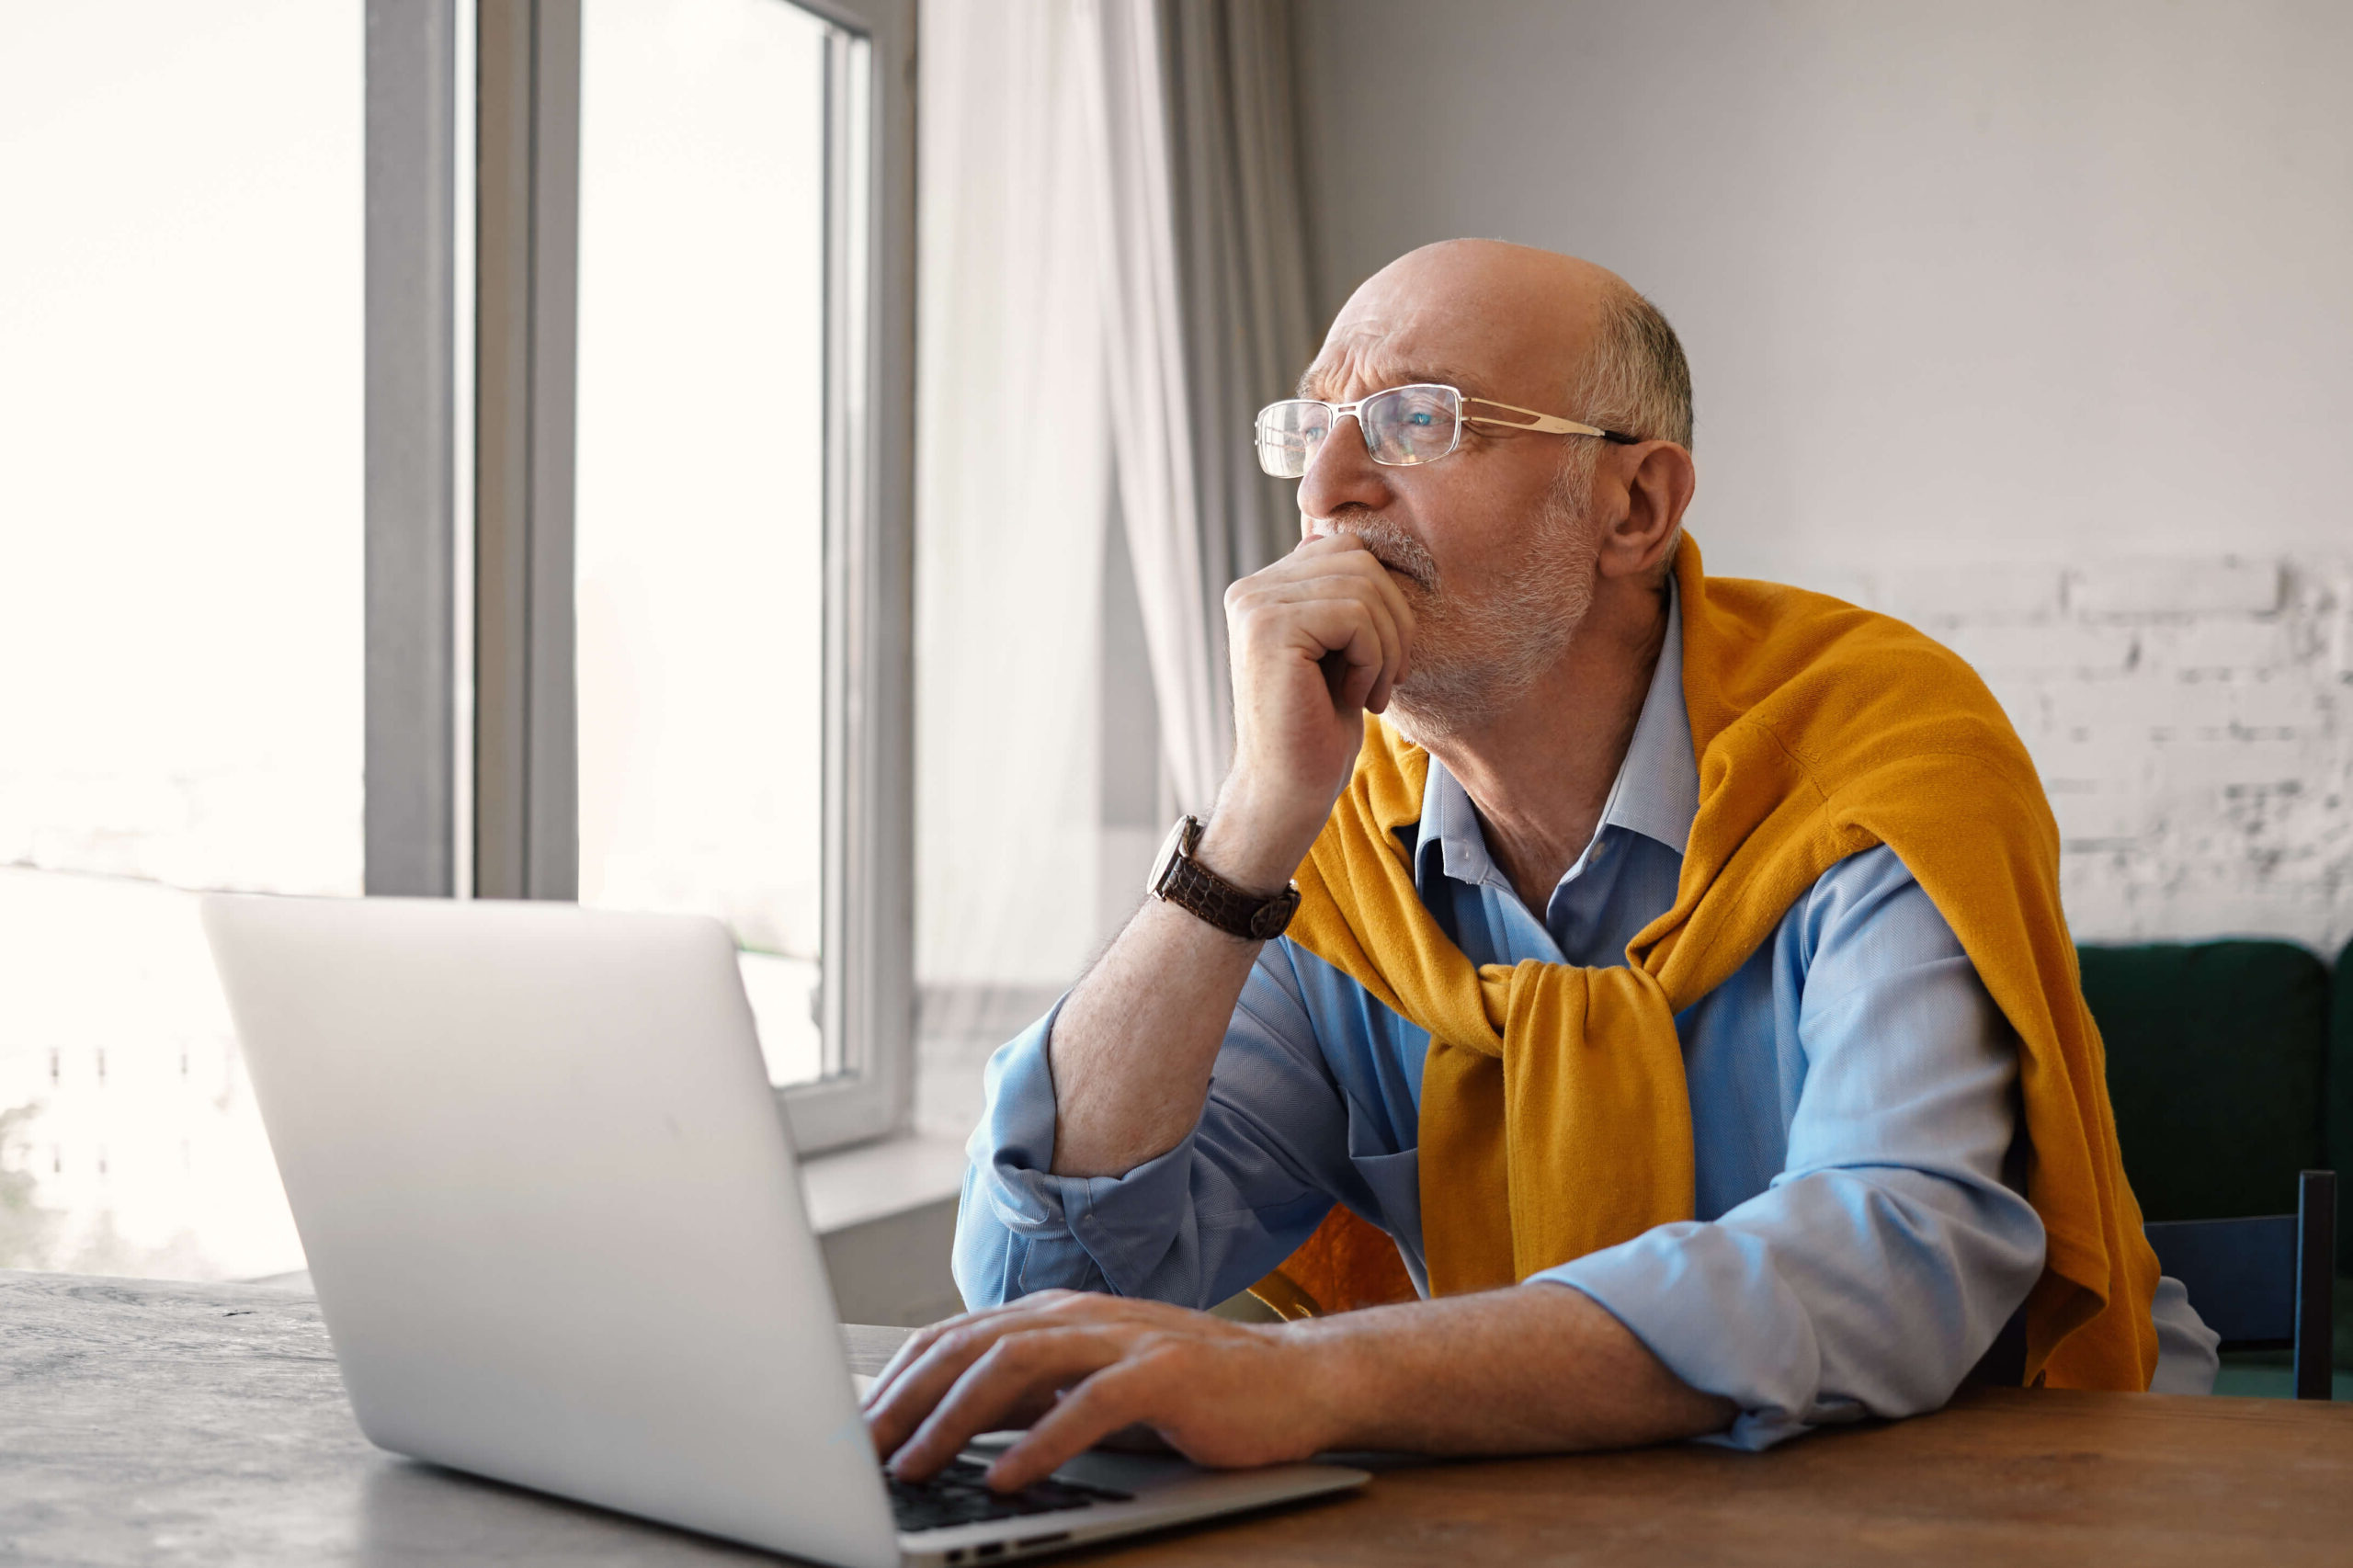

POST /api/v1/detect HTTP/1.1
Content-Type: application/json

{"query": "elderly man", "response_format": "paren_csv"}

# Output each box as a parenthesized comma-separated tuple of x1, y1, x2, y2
(867, 241, 2215, 1489)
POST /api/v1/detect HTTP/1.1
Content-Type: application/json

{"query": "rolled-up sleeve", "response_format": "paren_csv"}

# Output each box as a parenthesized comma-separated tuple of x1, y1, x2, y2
(1533, 849, 2048, 1449)
(953, 943, 1370, 1312)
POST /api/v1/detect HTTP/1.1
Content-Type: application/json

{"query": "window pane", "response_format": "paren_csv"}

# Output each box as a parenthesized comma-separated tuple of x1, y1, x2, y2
(575, 0, 832, 1088)
(0, 1, 361, 1278)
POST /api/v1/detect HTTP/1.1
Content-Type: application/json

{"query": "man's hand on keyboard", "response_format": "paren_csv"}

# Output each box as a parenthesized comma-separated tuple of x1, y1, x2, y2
(861, 1290, 1336, 1493)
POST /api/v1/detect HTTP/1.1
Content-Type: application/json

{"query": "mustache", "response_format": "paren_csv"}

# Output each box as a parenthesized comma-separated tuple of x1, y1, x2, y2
(1331, 517, 1439, 593)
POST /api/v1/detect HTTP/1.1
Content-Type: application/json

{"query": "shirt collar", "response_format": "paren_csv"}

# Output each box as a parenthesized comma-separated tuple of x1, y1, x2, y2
(1414, 580, 1698, 892)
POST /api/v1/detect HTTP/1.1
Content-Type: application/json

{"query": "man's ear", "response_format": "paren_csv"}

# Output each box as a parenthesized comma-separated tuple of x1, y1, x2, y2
(1597, 442, 1696, 580)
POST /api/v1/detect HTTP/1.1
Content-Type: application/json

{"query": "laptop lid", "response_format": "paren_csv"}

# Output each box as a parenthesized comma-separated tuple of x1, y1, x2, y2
(203, 894, 903, 1568)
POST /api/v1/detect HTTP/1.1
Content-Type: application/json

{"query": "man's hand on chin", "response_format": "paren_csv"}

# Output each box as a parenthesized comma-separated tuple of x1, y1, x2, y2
(861, 1291, 1340, 1492)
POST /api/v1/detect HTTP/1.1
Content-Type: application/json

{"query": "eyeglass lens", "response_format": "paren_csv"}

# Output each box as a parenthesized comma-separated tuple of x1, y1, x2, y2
(1254, 384, 1461, 478)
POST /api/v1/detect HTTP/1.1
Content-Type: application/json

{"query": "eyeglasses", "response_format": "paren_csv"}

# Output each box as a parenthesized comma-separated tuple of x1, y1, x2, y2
(1253, 382, 1638, 480)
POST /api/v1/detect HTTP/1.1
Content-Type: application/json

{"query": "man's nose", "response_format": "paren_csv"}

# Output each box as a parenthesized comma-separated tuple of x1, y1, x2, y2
(1296, 412, 1392, 529)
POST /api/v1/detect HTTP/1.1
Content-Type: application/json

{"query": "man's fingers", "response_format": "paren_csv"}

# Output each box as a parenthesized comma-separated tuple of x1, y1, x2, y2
(1232, 551, 1419, 708)
(865, 1293, 1069, 1414)
(866, 1306, 1058, 1458)
(1288, 527, 1369, 559)
(982, 1357, 1171, 1493)
(1278, 531, 1421, 665)
(1239, 572, 1409, 696)
(871, 1306, 1307, 1495)
(1263, 538, 1421, 631)
(867, 1319, 956, 1404)
(1336, 545, 1421, 682)
(889, 1327, 1128, 1482)
(1286, 601, 1394, 715)
(867, 1293, 1150, 1460)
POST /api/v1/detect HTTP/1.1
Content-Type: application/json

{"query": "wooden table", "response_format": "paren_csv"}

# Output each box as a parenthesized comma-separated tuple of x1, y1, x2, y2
(6, 1270, 2349, 1566)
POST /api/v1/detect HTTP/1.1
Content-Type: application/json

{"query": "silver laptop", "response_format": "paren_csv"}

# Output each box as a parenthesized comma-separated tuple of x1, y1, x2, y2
(201, 894, 1366, 1568)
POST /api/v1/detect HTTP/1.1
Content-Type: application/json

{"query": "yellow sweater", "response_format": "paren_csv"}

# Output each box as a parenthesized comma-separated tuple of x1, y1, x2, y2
(1256, 537, 2159, 1392)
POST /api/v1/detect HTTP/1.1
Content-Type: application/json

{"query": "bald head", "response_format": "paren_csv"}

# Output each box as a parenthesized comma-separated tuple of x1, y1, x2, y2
(1280, 242, 1699, 747)
(1309, 240, 1692, 450)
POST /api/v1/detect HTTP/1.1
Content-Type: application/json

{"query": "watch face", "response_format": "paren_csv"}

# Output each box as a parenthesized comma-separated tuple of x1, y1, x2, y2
(1147, 815, 1192, 896)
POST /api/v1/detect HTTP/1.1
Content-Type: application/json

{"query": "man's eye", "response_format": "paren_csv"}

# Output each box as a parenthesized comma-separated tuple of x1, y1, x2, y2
(1407, 412, 1432, 426)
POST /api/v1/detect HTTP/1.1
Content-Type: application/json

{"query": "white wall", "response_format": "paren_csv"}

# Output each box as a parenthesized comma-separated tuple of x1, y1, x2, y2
(1294, 0, 2353, 952)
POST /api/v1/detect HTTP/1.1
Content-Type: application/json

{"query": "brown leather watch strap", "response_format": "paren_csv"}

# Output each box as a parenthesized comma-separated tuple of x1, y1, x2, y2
(1148, 815, 1301, 940)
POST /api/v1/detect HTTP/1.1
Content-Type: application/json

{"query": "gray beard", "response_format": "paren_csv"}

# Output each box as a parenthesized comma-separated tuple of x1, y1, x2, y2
(1349, 476, 1598, 746)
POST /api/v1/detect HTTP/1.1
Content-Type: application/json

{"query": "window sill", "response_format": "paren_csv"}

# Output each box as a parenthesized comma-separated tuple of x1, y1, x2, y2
(799, 1130, 969, 1236)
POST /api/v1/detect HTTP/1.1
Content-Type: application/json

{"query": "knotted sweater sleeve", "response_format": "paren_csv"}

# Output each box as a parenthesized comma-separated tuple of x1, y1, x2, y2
(1531, 847, 2049, 1449)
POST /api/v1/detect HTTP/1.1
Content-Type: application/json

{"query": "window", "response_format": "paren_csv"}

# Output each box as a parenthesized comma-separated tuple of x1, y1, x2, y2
(0, 0, 915, 1282)
(551, 0, 911, 1145)
(574, 0, 839, 1091)
(376, 0, 909, 1156)
(0, 0, 363, 1277)
(453, 0, 912, 1153)
(382, 0, 913, 1153)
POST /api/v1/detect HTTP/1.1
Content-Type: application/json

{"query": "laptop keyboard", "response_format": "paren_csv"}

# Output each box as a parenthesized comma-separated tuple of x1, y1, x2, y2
(886, 1457, 1132, 1534)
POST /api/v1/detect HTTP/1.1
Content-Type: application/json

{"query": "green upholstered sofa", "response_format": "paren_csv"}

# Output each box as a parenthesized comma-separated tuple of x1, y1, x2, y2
(2079, 937, 2353, 1394)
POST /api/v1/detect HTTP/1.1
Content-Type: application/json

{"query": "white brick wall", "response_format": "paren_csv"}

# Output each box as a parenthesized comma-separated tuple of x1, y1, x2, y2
(1830, 557, 2353, 956)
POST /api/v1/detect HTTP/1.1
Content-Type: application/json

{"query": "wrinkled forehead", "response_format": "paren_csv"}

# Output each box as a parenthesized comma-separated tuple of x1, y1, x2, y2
(1299, 269, 1589, 407)
(1294, 340, 1486, 404)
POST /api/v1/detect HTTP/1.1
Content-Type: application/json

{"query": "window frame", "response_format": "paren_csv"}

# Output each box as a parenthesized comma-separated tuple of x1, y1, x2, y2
(365, 0, 917, 1155)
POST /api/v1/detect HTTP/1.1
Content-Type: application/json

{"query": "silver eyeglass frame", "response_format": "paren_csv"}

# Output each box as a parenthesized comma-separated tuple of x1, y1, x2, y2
(1253, 381, 1640, 478)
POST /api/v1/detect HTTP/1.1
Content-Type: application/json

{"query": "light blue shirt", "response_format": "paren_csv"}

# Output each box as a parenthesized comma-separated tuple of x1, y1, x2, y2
(956, 587, 2216, 1449)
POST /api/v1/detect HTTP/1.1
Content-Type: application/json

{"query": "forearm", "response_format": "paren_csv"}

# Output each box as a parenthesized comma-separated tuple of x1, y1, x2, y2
(1048, 786, 1322, 1179)
(1295, 1283, 1735, 1455)
(1052, 534, 1411, 1180)
(1046, 896, 1261, 1177)
(870, 1282, 1732, 1488)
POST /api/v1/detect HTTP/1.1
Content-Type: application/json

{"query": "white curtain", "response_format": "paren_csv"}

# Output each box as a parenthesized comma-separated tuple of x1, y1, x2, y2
(1079, 0, 1319, 814)
(915, 0, 1112, 991)
(915, 0, 1318, 1000)
(1163, 0, 1320, 653)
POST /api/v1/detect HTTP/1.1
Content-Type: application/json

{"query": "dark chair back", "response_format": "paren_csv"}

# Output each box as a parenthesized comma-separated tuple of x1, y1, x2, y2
(2144, 1169, 2336, 1399)
(2334, 939, 2353, 1269)
(2082, 941, 2330, 1224)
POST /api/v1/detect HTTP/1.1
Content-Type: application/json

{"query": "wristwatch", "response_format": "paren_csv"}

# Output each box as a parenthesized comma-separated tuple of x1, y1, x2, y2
(1147, 814, 1302, 941)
